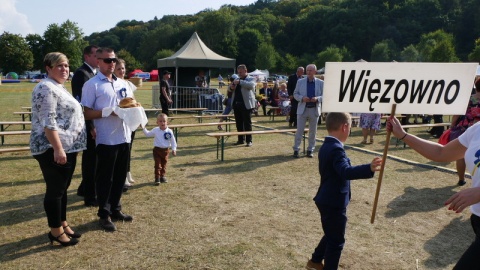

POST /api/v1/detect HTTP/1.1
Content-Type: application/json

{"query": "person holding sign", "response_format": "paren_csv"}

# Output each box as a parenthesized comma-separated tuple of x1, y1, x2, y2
(449, 78, 480, 186)
(293, 64, 323, 158)
(306, 112, 382, 270)
(387, 114, 480, 269)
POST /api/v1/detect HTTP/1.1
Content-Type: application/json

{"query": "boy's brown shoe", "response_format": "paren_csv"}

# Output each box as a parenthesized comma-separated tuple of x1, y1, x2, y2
(306, 259, 324, 270)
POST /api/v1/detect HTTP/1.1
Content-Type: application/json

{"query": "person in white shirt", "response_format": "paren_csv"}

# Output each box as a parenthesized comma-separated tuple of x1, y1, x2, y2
(82, 47, 134, 232)
(142, 113, 177, 185)
(388, 111, 480, 269)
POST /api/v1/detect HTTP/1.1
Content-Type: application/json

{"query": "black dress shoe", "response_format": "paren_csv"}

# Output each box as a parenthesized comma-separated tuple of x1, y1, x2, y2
(99, 217, 116, 231)
(110, 211, 133, 222)
(63, 225, 81, 238)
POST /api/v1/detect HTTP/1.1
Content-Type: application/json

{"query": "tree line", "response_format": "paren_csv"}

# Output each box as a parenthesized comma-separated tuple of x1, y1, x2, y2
(1, 0, 479, 75)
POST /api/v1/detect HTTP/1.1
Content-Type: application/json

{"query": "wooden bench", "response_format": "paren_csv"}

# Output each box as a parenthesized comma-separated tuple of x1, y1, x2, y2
(266, 106, 280, 121)
(0, 121, 32, 144)
(144, 108, 208, 116)
(0, 130, 31, 145)
(397, 123, 451, 147)
(0, 121, 31, 131)
(0, 146, 30, 154)
(168, 121, 238, 142)
(13, 111, 32, 122)
(193, 115, 233, 123)
(206, 128, 309, 161)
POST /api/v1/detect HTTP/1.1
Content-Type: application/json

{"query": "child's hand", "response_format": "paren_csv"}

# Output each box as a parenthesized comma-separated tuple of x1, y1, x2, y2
(370, 157, 383, 172)
(172, 150, 177, 156)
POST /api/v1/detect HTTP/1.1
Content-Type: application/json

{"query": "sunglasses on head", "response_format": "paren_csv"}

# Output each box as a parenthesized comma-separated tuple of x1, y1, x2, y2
(98, 57, 117, 64)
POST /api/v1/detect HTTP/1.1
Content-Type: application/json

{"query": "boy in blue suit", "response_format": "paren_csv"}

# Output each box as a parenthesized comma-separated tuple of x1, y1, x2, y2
(306, 112, 383, 270)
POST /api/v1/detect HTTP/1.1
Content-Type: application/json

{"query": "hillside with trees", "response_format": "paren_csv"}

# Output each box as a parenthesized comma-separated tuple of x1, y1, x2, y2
(1, 0, 479, 74)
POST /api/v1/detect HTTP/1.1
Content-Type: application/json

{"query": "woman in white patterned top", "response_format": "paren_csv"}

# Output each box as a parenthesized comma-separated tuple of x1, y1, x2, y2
(30, 52, 86, 247)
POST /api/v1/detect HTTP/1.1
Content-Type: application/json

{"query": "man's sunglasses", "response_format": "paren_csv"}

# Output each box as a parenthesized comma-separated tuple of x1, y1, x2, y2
(98, 58, 117, 64)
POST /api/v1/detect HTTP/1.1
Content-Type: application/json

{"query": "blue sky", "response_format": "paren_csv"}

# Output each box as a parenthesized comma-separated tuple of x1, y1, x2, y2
(1, 0, 257, 36)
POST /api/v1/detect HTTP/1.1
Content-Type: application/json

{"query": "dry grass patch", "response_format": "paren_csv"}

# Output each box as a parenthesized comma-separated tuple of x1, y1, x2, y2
(0, 82, 470, 269)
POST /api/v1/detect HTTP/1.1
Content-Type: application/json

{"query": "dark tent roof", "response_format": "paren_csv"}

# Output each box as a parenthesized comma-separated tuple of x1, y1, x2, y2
(157, 32, 235, 69)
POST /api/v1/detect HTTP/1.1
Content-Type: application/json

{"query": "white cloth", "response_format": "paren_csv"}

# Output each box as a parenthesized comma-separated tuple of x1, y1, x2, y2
(114, 106, 148, 131)
(458, 122, 480, 217)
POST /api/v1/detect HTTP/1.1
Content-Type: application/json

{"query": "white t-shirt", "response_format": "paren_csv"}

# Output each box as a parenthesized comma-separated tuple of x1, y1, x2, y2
(458, 122, 480, 216)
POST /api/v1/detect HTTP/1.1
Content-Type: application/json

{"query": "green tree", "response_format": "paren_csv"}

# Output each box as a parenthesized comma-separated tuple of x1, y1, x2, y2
(152, 49, 175, 67)
(316, 45, 344, 68)
(25, 33, 44, 71)
(42, 20, 88, 70)
(0, 32, 33, 74)
(416, 29, 458, 62)
(116, 49, 142, 73)
(236, 28, 263, 69)
(277, 53, 298, 73)
(430, 39, 459, 62)
(255, 42, 278, 70)
(468, 39, 480, 63)
(400, 45, 420, 62)
(371, 39, 399, 62)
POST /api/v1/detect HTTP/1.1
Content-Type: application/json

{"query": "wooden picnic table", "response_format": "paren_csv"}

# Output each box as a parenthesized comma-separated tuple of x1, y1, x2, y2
(0, 130, 31, 145)
(144, 108, 208, 116)
(168, 121, 238, 142)
(0, 121, 31, 131)
(206, 128, 309, 161)
(13, 111, 32, 122)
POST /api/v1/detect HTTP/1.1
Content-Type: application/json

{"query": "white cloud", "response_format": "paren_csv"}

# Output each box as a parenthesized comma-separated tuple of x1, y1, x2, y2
(0, 0, 34, 36)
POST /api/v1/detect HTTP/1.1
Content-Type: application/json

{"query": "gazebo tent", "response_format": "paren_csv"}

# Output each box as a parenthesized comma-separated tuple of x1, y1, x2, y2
(157, 32, 236, 87)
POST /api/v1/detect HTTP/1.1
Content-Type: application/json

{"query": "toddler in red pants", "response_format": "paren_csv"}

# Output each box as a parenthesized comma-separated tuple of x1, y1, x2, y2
(142, 113, 177, 185)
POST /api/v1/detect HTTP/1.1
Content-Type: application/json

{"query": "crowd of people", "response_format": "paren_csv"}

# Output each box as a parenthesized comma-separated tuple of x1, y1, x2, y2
(26, 42, 480, 270)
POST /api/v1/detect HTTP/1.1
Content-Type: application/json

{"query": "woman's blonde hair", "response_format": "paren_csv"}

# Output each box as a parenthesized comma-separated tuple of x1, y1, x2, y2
(43, 52, 68, 73)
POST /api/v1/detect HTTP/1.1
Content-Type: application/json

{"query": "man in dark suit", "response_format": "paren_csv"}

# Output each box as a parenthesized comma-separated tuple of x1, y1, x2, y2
(72, 45, 98, 207)
(287, 67, 304, 127)
(305, 112, 382, 270)
(259, 81, 276, 115)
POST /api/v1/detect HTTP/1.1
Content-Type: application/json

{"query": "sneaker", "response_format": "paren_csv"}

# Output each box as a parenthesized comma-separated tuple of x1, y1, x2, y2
(307, 151, 314, 158)
(160, 177, 168, 183)
(246, 142, 252, 147)
(110, 211, 133, 222)
(293, 151, 299, 158)
(154, 178, 161, 186)
(99, 217, 117, 232)
(306, 259, 324, 270)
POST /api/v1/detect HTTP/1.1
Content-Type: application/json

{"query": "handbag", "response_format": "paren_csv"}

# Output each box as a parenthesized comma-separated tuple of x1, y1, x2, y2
(438, 129, 450, 145)
(449, 115, 468, 141)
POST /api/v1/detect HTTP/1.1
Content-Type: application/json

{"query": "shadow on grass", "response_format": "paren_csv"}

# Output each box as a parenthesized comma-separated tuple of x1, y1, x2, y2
(0, 189, 85, 227)
(0, 220, 99, 263)
(385, 185, 457, 218)
(424, 216, 472, 269)
(182, 153, 295, 177)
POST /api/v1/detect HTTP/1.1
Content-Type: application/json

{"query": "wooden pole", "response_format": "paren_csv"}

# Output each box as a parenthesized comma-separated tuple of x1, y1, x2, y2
(370, 104, 396, 224)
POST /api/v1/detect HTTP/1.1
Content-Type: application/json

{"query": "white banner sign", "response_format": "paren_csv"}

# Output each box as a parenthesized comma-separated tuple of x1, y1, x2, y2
(322, 62, 478, 114)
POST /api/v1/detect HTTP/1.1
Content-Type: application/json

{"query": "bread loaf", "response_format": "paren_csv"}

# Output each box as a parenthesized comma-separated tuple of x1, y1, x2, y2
(119, 97, 141, 108)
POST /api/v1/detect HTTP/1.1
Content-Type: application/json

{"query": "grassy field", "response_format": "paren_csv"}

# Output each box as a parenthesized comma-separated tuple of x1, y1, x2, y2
(0, 81, 471, 269)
